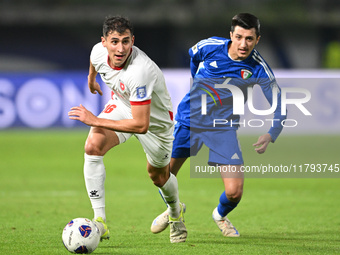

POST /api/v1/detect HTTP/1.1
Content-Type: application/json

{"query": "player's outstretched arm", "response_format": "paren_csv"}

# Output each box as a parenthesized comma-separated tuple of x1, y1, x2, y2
(68, 103, 150, 134)
(88, 61, 103, 96)
(253, 133, 272, 154)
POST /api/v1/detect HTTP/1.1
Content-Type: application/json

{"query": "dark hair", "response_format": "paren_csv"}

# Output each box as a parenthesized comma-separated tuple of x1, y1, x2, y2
(103, 16, 134, 37)
(231, 13, 260, 37)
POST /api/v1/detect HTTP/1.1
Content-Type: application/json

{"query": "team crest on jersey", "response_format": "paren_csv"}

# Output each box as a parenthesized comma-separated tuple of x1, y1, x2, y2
(241, 69, 253, 80)
(120, 81, 125, 91)
(137, 85, 147, 99)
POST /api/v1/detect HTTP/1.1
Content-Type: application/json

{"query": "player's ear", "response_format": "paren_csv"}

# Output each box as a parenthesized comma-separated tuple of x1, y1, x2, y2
(230, 31, 233, 40)
(101, 36, 107, 47)
(131, 35, 135, 45)
(255, 35, 261, 45)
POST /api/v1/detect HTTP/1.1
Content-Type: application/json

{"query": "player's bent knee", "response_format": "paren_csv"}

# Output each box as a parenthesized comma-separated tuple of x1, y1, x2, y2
(226, 189, 243, 202)
(84, 140, 103, 156)
(148, 169, 168, 187)
(151, 179, 163, 188)
(148, 173, 166, 187)
(147, 161, 169, 187)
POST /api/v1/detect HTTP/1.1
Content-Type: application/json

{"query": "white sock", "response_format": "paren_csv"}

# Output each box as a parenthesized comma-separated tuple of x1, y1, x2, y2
(93, 207, 106, 222)
(213, 207, 224, 220)
(159, 173, 180, 219)
(84, 153, 106, 221)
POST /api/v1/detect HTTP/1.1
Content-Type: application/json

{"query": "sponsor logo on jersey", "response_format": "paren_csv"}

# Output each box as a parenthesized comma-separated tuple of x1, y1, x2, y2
(241, 69, 252, 80)
(137, 85, 147, 99)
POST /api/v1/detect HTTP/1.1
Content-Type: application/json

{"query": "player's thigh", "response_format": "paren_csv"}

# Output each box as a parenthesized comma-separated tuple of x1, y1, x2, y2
(170, 157, 188, 176)
(137, 130, 173, 187)
(85, 127, 120, 156)
(85, 98, 133, 155)
(136, 128, 173, 169)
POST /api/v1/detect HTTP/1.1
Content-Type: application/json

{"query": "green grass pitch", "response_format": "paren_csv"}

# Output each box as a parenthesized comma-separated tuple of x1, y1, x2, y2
(0, 130, 339, 254)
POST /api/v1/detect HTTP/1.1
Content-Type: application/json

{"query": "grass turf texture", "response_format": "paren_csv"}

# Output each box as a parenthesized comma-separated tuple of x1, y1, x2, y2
(0, 130, 339, 254)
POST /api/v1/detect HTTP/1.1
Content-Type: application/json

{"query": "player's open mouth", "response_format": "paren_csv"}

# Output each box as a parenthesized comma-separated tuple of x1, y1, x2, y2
(115, 54, 125, 59)
(239, 49, 248, 54)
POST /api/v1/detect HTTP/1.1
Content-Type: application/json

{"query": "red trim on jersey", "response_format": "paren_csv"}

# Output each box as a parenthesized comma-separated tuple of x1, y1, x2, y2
(129, 102, 173, 121)
(107, 48, 133, 70)
(169, 111, 173, 121)
(130, 100, 151, 105)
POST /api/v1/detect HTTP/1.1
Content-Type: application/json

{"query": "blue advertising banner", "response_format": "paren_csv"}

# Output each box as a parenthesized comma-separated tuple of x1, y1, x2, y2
(0, 72, 111, 129)
(0, 70, 190, 129)
(1, 70, 340, 134)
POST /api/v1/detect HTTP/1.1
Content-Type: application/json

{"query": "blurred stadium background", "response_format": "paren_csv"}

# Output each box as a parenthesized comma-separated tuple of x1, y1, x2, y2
(1, 2, 339, 254)
(1, 0, 340, 71)
(1, 0, 340, 131)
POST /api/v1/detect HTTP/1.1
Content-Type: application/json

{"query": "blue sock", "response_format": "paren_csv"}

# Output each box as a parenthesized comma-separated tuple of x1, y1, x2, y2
(217, 191, 239, 217)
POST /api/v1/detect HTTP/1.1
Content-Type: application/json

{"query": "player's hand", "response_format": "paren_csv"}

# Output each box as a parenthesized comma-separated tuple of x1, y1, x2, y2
(253, 133, 272, 154)
(88, 81, 103, 96)
(68, 104, 97, 126)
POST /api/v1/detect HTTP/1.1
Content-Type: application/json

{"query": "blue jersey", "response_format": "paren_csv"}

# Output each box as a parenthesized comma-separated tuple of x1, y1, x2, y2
(176, 37, 286, 142)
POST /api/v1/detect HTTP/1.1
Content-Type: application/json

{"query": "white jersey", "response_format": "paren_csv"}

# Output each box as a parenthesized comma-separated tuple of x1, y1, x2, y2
(90, 43, 174, 134)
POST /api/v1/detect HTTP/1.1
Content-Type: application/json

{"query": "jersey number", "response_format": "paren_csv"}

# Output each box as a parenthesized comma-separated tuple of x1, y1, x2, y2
(102, 104, 117, 113)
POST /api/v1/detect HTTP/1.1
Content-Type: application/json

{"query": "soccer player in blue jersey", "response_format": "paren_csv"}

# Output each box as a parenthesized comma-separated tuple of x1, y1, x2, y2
(151, 13, 286, 237)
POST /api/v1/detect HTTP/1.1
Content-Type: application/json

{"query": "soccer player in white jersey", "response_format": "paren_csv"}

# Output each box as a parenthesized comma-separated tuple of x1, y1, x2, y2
(68, 16, 187, 243)
(151, 13, 286, 237)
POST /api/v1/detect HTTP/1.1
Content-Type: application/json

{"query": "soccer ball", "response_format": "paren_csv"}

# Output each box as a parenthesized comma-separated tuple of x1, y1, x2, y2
(62, 218, 101, 254)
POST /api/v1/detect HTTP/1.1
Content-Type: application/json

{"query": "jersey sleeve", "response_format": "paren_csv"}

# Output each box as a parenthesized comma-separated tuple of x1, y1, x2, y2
(258, 77, 287, 142)
(252, 52, 287, 142)
(188, 37, 227, 77)
(128, 70, 154, 105)
(189, 41, 203, 77)
(90, 42, 107, 71)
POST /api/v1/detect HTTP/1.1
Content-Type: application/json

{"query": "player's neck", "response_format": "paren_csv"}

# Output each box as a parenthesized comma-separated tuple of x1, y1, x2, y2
(227, 42, 240, 61)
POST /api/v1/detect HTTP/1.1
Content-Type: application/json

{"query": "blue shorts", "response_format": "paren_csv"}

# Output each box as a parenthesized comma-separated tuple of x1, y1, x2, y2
(172, 122, 244, 165)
